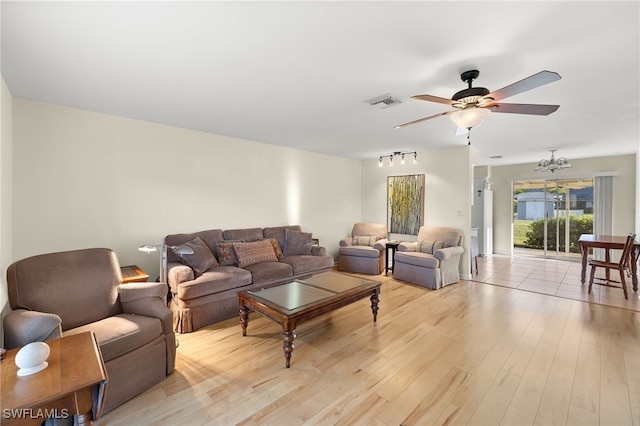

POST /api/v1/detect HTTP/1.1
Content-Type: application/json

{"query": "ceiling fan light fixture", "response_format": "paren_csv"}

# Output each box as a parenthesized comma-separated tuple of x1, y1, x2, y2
(450, 107, 491, 129)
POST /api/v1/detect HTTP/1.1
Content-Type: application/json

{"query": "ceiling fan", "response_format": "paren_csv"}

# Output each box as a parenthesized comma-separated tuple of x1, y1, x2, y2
(395, 70, 561, 131)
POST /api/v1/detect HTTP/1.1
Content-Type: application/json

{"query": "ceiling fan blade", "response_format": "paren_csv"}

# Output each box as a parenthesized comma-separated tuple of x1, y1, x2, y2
(394, 111, 453, 129)
(487, 102, 560, 115)
(411, 94, 454, 106)
(487, 70, 561, 102)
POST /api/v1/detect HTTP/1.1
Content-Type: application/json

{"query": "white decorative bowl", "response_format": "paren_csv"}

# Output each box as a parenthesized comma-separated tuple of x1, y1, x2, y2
(15, 341, 50, 376)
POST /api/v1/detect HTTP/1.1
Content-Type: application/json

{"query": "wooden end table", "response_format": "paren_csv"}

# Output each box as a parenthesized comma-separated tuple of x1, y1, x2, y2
(1, 331, 108, 426)
(120, 265, 149, 283)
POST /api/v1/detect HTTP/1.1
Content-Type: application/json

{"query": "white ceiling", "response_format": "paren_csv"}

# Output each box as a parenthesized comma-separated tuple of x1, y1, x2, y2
(2, 1, 639, 166)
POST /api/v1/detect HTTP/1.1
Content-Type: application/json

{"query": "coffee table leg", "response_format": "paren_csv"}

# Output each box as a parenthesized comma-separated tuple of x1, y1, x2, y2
(283, 326, 296, 368)
(370, 291, 380, 322)
(239, 304, 250, 336)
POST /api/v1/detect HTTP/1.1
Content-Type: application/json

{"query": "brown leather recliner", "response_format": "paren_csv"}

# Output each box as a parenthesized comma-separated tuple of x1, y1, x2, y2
(3, 248, 176, 416)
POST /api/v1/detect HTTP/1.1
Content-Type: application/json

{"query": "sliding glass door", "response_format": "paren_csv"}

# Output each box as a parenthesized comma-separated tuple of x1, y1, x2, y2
(513, 177, 594, 260)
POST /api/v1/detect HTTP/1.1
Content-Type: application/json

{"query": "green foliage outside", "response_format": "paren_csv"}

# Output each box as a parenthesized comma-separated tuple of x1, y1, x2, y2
(516, 215, 593, 253)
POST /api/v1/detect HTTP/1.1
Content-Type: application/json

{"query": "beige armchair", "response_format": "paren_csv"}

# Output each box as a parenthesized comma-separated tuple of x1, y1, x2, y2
(3, 248, 176, 416)
(338, 223, 388, 274)
(393, 226, 464, 289)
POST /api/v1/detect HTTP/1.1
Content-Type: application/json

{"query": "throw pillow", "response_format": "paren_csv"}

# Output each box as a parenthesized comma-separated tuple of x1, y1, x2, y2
(269, 238, 285, 260)
(417, 240, 445, 254)
(215, 241, 240, 266)
(175, 237, 218, 277)
(284, 229, 312, 256)
(352, 235, 377, 246)
(233, 240, 279, 268)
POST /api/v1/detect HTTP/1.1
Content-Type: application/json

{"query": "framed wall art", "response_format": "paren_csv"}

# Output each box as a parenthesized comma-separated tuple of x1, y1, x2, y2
(387, 174, 425, 235)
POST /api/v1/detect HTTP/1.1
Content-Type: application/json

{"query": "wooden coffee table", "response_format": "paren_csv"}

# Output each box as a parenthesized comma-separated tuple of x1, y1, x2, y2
(238, 271, 381, 368)
(0, 331, 107, 426)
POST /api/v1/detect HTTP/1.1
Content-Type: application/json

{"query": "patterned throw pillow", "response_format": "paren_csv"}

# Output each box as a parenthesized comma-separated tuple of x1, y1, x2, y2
(417, 240, 445, 254)
(233, 240, 279, 268)
(269, 238, 285, 260)
(176, 237, 218, 277)
(215, 241, 240, 266)
(352, 235, 377, 246)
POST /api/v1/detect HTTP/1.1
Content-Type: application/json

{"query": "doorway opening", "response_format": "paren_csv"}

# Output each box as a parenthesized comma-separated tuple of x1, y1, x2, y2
(513, 177, 594, 261)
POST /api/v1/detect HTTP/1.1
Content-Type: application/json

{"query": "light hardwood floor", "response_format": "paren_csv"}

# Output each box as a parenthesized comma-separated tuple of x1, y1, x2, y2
(96, 261, 640, 426)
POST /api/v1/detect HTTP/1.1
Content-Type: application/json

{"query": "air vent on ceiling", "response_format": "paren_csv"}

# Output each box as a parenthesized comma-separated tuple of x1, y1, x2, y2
(365, 93, 402, 109)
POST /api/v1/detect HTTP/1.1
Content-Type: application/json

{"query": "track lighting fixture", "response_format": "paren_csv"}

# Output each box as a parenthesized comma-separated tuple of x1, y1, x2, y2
(378, 151, 418, 167)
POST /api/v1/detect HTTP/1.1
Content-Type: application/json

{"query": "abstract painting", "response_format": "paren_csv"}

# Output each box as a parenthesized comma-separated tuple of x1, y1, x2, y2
(387, 174, 425, 235)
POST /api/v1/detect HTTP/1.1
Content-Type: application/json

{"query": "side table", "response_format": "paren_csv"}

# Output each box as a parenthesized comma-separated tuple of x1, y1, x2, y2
(1, 331, 107, 426)
(120, 265, 149, 283)
(385, 241, 401, 275)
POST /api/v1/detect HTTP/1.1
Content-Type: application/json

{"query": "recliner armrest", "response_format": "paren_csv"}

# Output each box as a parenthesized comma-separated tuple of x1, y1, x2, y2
(434, 246, 464, 261)
(398, 242, 417, 252)
(373, 238, 389, 251)
(2, 309, 62, 349)
(119, 282, 173, 335)
(339, 237, 353, 247)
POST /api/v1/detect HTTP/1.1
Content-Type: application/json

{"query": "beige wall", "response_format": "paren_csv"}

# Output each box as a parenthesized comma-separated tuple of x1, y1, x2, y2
(361, 145, 475, 278)
(11, 99, 363, 279)
(490, 155, 636, 255)
(1, 76, 13, 344)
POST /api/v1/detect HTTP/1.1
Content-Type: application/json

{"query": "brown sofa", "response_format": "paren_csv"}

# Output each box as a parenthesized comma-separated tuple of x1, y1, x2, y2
(165, 225, 334, 333)
(3, 248, 175, 416)
(393, 226, 464, 289)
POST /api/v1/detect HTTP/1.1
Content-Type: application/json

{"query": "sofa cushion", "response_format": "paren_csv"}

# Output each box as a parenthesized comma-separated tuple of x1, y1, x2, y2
(417, 240, 445, 255)
(224, 228, 264, 242)
(395, 251, 440, 268)
(233, 240, 279, 267)
(215, 241, 240, 266)
(284, 229, 312, 255)
(352, 235, 377, 246)
(352, 223, 387, 240)
(176, 237, 219, 277)
(417, 227, 462, 248)
(339, 245, 381, 258)
(280, 255, 334, 275)
(64, 313, 162, 362)
(177, 266, 252, 300)
(244, 261, 293, 284)
(166, 229, 224, 262)
(263, 225, 302, 250)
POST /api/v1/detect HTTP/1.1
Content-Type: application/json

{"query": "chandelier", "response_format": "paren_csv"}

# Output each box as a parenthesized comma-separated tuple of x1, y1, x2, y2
(534, 150, 572, 173)
(378, 151, 417, 167)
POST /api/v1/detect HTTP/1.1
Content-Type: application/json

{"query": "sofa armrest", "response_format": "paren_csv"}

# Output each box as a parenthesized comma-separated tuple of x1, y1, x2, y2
(167, 262, 194, 291)
(434, 246, 464, 261)
(311, 245, 328, 256)
(2, 309, 63, 350)
(398, 242, 417, 252)
(119, 282, 173, 335)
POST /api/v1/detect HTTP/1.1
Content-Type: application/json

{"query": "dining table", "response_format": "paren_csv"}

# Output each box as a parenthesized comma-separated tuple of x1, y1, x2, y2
(578, 234, 639, 292)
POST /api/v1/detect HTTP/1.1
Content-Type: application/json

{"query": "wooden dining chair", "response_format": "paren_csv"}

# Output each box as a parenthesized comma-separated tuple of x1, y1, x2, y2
(588, 233, 636, 299)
